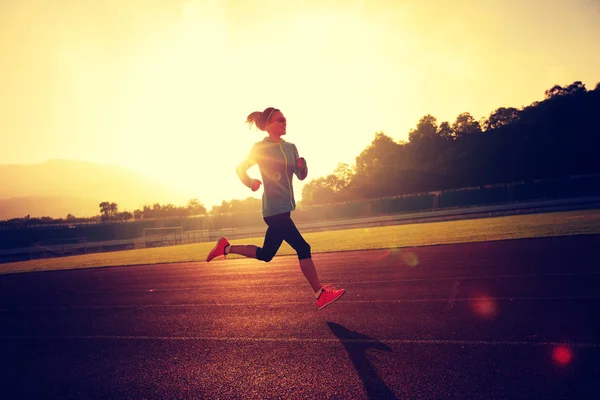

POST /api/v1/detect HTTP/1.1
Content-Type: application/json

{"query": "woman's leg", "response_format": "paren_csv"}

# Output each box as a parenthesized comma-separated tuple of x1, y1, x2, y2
(255, 223, 284, 262)
(298, 258, 322, 293)
(228, 216, 284, 261)
(227, 244, 259, 258)
(276, 214, 322, 293)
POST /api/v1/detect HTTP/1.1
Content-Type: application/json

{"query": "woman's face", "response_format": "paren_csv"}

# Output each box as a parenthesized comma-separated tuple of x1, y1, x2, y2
(266, 110, 286, 137)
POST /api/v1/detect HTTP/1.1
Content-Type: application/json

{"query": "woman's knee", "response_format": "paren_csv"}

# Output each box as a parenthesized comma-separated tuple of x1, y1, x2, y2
(256, 247, 276, 262)
(297, 242, 311, 260)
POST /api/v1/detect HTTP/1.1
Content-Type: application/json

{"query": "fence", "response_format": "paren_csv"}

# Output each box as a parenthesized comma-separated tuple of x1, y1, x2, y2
(0, 227, 240, 263)
(2, 174, 600, 261)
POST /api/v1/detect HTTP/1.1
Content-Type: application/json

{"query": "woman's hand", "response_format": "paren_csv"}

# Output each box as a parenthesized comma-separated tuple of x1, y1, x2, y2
(295, 157, 306, 169)
(250, 179, 262, 192)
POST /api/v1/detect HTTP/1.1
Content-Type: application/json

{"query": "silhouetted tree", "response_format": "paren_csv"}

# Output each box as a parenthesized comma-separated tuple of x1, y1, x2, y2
(187, 198, 207, 216)
(452, 112, 482, 138)
(484, 107, 520, 131)
(300, 80, 600, 204)
(437, 121, 454, 140)
(99, 202, 118, 221)
(408, 114, 438, 142)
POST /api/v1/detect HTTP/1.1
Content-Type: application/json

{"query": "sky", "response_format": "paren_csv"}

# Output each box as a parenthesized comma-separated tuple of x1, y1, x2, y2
(1, 0, 599, 209)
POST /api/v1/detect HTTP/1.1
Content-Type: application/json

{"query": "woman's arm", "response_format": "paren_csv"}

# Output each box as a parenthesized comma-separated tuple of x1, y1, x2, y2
(293, 145, 308, 180)
(295, 158, 308, 180)
(237, 145, 262, 191)
(236, 160, 262, 191)
(236, 160, 254, 188)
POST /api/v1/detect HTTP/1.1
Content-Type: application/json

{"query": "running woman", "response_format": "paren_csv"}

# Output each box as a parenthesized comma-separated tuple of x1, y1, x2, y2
(206, 107, 346, 309)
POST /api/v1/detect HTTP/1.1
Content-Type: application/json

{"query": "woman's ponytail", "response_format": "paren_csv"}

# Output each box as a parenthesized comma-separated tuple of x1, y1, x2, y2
(246, 111, 264, 130)
(246, 107, 278, 131)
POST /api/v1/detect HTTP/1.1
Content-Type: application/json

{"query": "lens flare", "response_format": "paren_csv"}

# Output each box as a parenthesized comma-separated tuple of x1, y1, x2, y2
(470, 293, 497, 318)
(373, 248, 392, 262)
(552, 345, 573, 366)
(401, 252, 419, 267)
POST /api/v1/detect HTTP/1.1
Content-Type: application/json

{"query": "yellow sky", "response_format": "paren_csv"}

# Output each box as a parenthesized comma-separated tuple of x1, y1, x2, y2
(1, 0, 599, 209)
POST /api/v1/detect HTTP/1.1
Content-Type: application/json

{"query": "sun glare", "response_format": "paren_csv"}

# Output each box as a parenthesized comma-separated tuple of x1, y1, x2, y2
(2, 0, 599, 211)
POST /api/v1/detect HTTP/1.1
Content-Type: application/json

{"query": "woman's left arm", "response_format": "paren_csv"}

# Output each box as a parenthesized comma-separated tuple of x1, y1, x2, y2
(293, 145, 308, 180)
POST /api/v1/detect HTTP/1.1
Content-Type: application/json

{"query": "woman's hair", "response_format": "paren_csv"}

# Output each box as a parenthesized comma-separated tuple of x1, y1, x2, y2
(246, 107, 279, 131)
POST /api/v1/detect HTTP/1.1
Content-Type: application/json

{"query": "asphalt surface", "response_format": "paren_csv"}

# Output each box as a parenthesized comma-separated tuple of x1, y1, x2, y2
(1, 235, 599, 399)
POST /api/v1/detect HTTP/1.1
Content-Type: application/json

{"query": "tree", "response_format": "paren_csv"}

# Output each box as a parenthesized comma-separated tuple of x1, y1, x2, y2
(215, 200, 231, 216)
(354, 132, 399, 178)
(301, 177, 337, 205)
(353, 132, 403, 198)
(99, 202, 118, 221)
(332, 163, 354, 191)
(187, 198, 207, 216)
(544, 81, 586, 99)
(408, 114, 438, 142)
(99, 202, 110, 217)
(452, 112, 482, 138)
(484, 107, 520, 131)
(142, 205, 153, 219)
(161, 204, 176, 217)
(116, 211, 133, 221)
(437, 121, 454, 140)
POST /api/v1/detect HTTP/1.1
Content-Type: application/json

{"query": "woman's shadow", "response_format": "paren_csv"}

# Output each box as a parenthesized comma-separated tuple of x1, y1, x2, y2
(327, 322, 398, 400)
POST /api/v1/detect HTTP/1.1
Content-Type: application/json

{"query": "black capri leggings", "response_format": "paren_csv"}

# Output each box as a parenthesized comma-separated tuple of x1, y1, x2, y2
(256, 212, 311, 262)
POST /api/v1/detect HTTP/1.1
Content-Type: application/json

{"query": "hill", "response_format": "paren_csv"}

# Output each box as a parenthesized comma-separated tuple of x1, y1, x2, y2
(0, 160, 188, 219)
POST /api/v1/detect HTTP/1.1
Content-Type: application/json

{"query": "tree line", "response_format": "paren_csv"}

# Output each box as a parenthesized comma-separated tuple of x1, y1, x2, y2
(1, 199, 209, 226)
(1, 196, 266, 226)
(301, 81, 600, 205)
(2, 80, 598, 226)
(96, 199, 208, 222)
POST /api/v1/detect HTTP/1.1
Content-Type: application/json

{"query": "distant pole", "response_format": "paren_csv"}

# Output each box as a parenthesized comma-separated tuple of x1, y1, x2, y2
(433, 193, 439, 210)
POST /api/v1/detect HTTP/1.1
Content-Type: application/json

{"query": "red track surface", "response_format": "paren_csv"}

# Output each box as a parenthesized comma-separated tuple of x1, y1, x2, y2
(1, 235, 599, 399)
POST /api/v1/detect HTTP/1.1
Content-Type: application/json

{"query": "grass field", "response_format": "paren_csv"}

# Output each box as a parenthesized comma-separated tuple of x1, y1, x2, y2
(2, 209, 600, 275)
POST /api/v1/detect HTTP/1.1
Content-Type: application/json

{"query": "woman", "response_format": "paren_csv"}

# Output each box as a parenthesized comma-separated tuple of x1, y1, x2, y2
(206, 107, 346, 310)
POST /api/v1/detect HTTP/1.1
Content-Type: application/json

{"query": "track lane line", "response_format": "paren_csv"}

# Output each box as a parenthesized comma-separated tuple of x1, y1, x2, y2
(1, 335, 598, 348)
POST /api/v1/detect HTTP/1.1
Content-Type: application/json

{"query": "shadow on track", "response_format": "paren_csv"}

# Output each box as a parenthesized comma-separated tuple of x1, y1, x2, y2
(327, 322, 398, 400)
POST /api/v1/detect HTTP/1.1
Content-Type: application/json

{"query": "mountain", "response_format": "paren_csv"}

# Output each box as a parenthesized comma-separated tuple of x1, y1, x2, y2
(0, 160, 189, 220)
(0, 196, 101, 220)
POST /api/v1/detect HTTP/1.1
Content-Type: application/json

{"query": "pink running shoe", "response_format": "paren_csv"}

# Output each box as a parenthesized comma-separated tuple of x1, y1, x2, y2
(206, 237, 230, 262)
(316, 285, 346, 309)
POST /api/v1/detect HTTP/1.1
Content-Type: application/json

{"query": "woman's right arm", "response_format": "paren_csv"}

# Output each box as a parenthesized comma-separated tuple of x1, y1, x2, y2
(236, 160, 254, 188)
(236, 145, 261, 191)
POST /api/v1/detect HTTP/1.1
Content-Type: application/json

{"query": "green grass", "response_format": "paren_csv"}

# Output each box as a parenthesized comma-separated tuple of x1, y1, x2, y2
(2, 209, 600, 275)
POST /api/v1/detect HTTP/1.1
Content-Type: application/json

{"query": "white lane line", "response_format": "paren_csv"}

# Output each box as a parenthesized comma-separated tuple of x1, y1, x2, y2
(1, 296, 599, 311)
(0, 335, 598, 348)
(9, 271, 600, 296)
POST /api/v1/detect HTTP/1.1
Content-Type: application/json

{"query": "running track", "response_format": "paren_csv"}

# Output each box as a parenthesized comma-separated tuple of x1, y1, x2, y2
(1, 235, 599, 399)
